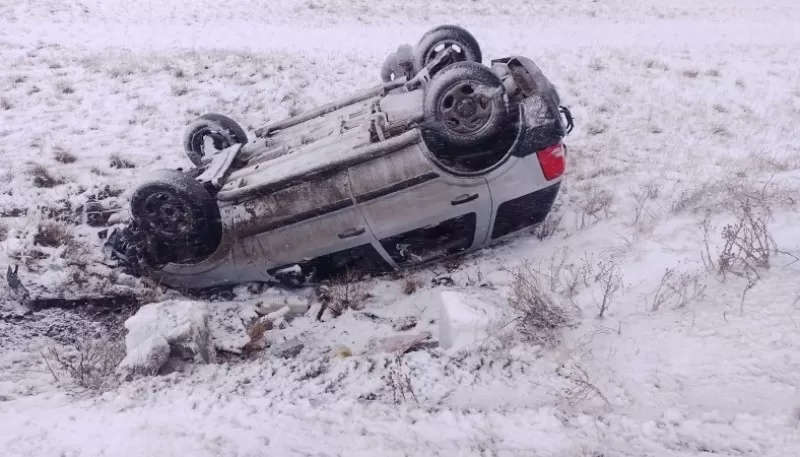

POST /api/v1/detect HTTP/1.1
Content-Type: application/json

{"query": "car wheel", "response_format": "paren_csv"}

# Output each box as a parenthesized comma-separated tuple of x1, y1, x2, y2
(380, 52, 399, 82)
(422, 61, 509, 148)
(183, 113, 248, 167)
(129, 170, 221, 263)
(413, 25, 482, 75)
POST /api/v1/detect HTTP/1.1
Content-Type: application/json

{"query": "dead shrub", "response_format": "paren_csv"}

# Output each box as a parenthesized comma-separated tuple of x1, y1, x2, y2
(33, 221, 73, 247)
(628, 183, 660, 228)
(648, 267, 707, 311)
(0, 97, 12, 110)
(577, 186, 615, 229)
(590, 259, 622, 318)
(702, 203, 778, 281)
(109, 153, 135, 169)
(28, 163, 65, 188)
(320, 269, 369, 318)
(53, 147, 77, 164)
(507, 260, 576, 346)
(41, 337, 126, 394)
(556, 361, 609, 407)
(0, 222, 7, 242)
(382, 356, 419, 407)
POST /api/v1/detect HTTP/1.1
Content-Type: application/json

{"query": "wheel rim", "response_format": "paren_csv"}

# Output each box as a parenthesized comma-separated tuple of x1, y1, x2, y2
(437, 80, 494, 135)
(141, 191, 198, 240)
(424, 40, 467, 66)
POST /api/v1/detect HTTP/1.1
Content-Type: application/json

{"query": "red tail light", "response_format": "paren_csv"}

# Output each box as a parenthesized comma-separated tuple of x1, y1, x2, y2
(536, 142, 566, 181)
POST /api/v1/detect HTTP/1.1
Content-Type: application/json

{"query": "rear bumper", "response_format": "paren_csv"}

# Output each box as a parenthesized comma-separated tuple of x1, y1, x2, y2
(490, 181, 561, 240)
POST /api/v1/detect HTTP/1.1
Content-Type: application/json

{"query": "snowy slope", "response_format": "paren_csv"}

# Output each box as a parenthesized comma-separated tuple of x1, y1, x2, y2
(2, 0, 800, 456)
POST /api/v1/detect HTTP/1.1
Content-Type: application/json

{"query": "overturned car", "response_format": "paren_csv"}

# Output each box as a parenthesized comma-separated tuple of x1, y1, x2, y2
(106, 25, 574, 290)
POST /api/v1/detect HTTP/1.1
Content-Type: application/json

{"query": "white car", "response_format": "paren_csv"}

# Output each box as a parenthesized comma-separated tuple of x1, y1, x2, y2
(106, 25, 574, 290)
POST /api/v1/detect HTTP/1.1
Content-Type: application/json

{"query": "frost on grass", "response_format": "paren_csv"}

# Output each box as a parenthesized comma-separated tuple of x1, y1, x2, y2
(671, 175, 797, 215)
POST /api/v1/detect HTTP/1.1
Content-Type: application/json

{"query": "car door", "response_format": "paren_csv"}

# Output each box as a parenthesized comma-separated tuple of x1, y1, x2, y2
(227, 169, 387, 281)
(348, 142, 492, 268)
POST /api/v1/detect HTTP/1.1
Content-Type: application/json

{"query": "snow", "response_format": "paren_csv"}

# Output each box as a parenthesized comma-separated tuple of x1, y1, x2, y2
(2, 0, 800, 455)
(123, 300, 215, 365)
(438, 290, 504, 351)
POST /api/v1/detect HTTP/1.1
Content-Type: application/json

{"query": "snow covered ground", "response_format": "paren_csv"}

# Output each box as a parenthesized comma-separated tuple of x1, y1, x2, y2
(2, 0, 800, 455)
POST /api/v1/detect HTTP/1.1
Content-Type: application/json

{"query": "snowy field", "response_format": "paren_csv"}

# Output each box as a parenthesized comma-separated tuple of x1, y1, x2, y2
(2, 0, 800, 455)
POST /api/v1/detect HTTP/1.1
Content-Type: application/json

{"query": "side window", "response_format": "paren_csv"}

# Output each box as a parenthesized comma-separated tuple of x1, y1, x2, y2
(268, 243, 393, 283)
(379, 213, 477, 267)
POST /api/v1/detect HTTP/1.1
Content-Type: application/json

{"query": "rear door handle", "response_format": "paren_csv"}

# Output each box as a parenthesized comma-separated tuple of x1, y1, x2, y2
(451, 193, 479, 206)
(338, 227, 366, 239)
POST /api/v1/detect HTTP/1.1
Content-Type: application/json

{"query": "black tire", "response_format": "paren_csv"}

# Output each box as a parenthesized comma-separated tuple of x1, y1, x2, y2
(422, 61, 509, 148)
(182, 113, 248, 167)
(129, 170, 221, 264)
(413, 25, 482, 74)
(395, 44, 414, 77)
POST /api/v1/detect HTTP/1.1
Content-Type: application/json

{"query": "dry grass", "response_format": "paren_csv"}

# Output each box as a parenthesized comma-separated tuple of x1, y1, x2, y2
(33, 220, 74, 248)
(577, 186, 615, 229)
(556, 360, 609, 407)
(382, 357, 419, 407)
(53, 146, 78, 164)
(28, 163, 65, 188)
(533, 210, 563, 240)
(109, 153, 135, 169)
(402, 275, 424, 295)
(628, 182, 661, 229)
(671, 175, 797, 215)
(170, 82, 190, 96)
(648, 267, 707, 311)
(42, 337, 126, 395)
(507, 260, 576, 346)
(54, 79, 75, 94)
(0, 97, 12, 111)
(319, 269, 369, 318)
